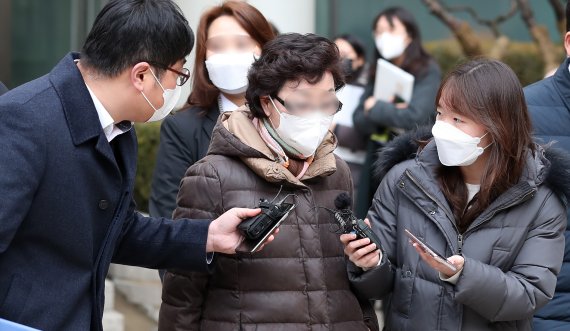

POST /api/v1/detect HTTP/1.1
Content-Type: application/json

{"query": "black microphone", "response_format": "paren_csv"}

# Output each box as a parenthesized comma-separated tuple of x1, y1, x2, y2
(334, 192, 351, 211)
(331, 193, 383, 250)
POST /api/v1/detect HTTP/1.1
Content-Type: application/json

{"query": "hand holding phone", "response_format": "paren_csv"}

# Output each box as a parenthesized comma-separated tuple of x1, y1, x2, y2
(404, 229, 457, 274)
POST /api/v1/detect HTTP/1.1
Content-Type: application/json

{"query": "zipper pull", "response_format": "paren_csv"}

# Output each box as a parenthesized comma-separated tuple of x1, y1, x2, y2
(457, 234, 463, 255)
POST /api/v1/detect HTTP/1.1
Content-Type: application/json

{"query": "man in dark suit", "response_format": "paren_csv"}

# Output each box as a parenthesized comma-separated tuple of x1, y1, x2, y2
(0, 1, 272, 330)
(525, 2, 570, 330)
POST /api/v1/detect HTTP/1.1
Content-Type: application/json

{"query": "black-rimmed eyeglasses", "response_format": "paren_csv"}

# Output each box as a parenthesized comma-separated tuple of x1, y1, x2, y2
(146, 61, 191, 86)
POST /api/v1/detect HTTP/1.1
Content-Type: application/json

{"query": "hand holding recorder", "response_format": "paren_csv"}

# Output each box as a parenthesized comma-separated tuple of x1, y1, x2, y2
(334, 193, 383, 269)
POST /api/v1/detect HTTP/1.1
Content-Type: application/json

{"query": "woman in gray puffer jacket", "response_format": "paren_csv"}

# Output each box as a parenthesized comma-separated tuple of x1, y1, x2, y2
(341, 58, 570, 331)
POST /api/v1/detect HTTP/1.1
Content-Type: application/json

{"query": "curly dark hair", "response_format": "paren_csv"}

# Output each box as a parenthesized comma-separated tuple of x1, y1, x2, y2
(246, 33, 345, 118)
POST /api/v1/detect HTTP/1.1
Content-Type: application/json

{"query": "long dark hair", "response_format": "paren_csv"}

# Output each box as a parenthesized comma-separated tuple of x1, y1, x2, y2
(186, 1, 274, 111)
(370, 6, 432, 79)
(433, 59, 534, 233)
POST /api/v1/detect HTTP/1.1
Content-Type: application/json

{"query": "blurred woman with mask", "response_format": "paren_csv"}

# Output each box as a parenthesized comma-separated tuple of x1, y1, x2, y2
(159, 33, 379, 331)
(333, 34, 369, 200)
(149, 1, 274, 222)
(353, 6, 441, 217)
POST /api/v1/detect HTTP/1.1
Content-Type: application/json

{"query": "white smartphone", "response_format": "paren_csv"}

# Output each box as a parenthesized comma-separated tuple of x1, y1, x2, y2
(404, 229, 457, 273)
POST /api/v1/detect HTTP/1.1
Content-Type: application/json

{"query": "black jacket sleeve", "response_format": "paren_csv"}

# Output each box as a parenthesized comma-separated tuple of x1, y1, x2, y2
(149, 115, 196, 219)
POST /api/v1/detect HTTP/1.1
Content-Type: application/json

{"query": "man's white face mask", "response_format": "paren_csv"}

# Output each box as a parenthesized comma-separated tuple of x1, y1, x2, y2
(140, 68, 181, 122)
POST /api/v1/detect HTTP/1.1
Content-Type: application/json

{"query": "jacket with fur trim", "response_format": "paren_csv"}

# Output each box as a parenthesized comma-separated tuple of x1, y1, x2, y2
(349, 127, 570, 331)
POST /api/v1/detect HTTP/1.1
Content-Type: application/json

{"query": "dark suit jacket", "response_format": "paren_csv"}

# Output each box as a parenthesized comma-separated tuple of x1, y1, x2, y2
(149, 104, 218, 218)
(0, 53, 213, 331)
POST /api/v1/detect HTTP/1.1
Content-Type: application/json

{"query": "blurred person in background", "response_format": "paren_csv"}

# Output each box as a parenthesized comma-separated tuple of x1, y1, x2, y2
(149, 1, 274, 221)
(159, 33, 379, 331)
(332, 34, 369, 200)
(353, 6, 441, 218)
(525, 1, 570, 329)
(335, 34, 369, 87)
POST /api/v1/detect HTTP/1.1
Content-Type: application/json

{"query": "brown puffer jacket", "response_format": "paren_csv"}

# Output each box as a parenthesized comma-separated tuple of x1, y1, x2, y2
(159, 108, 378, 331)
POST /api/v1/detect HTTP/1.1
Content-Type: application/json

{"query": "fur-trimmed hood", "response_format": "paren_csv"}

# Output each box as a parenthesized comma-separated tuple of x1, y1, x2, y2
(373, 126, 570, 204)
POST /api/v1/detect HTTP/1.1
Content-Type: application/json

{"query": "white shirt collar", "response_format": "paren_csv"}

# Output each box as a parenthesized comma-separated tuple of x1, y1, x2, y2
(85, 84, 131, 142)
(465, 183, 481, 202)
(219, 93, 239, 113)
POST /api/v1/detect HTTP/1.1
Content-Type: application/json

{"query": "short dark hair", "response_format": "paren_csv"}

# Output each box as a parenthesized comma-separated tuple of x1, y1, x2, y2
(246, 33, 345, 118)
(81, 0, 194, 77)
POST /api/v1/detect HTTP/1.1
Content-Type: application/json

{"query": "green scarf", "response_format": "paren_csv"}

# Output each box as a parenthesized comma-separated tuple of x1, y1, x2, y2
(261, 118, 306, 160)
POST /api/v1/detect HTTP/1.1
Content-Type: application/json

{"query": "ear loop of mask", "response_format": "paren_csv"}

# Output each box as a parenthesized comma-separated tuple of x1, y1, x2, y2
(267, 96, 283, 129)
(479, 132, 494, 150)
(140, 68, 166, 111)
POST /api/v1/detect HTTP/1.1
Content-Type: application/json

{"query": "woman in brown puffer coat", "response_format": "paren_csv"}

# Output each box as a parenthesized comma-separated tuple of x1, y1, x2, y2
(158, 33, 378, 331)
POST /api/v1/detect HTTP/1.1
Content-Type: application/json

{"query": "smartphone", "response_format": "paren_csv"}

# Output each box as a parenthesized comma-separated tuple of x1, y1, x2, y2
(404, 229, 457, 273)
(236, 203, 295, 253)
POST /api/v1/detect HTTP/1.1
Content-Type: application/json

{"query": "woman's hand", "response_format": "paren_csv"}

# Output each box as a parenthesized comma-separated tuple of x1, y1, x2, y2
(412, 243, 464, 278)
(340, 219, 381, 269)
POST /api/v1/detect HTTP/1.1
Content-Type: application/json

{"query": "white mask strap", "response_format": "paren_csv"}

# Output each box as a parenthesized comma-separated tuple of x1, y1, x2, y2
(148, 68, 166, 92)
(268, 96, 284, 115)
(141, 91, 157, 111)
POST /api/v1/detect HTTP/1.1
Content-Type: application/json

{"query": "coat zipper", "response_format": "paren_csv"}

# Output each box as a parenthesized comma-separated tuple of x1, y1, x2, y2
(405, 170, 462, 253)
(405, 170, 536, 255)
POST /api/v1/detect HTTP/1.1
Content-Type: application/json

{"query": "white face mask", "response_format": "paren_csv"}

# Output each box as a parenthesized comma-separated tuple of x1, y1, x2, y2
(432, 120, 491, 167)
(269, 97, 333, 157)
(141, 69, 181, 122)
(375, 32, 407, 60)
(205, 52, 257, 94)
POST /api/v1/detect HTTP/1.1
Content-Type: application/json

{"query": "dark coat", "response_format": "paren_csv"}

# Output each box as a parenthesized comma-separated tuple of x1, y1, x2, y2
(352, 60, 441, 218)
(349, 128, 569, 331)
(0, 53, 213, 331)
(352, 60, 441, 134)
(525, 58, 570, 330)
(149, 105, 218, 218)
(159, 109, 378, 331)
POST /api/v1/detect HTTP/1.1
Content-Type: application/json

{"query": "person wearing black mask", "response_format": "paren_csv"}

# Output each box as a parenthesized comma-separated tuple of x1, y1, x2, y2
(333, 34, 369, 198)
(335, 34, 368, 87)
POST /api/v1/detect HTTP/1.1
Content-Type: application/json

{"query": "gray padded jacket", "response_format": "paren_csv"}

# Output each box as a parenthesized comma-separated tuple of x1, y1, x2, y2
(349, 128, 570, 331)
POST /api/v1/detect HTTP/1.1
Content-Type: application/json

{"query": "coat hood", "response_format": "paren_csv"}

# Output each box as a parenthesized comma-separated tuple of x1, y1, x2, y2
(373, 126, 570, 204)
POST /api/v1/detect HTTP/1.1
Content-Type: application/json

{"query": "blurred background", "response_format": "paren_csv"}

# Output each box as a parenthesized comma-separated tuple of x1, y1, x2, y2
(0, 0, 564, 89)
(0, 0, 566, 330)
